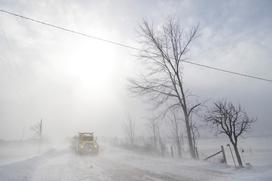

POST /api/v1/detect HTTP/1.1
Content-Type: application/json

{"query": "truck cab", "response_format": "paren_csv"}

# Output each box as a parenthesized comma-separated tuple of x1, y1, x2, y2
(74, 132, 99, 154)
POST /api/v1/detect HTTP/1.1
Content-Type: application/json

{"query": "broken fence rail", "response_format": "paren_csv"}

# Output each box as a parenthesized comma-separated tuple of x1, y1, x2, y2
(204, 145, 227, 164)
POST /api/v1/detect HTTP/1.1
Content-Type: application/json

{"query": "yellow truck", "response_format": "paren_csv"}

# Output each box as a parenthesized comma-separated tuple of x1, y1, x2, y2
(73, 132, 99, 154)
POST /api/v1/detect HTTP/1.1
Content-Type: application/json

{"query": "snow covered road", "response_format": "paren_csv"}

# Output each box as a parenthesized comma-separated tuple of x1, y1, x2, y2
(0, 144, 229, 181)
(0, 143, 271, 181)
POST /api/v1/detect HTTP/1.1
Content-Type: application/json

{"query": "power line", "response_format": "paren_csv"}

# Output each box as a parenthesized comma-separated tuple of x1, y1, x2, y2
(181, 60, 271, 82)
(0, 9, 139, 51)
(0, 9, 271, 83)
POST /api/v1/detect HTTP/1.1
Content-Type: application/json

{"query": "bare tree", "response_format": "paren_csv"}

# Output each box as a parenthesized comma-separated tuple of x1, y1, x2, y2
(129, 19, 200, 158)
(146, 118, 159, 149)
(205, 101, 256, 167)
(30, 119, 43, 139)
(168, 111, 183, 157)
(190, 116, 200, 159)
(30, 119, 43, 153)
(124, 117, 136, 146)
(157, 125, 166, 156)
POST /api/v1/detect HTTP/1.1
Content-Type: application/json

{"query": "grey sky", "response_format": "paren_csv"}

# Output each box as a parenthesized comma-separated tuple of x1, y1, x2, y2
(0, 0, 271, 140)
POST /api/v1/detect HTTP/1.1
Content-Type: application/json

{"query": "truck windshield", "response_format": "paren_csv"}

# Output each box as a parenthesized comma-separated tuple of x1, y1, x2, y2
(80, 135, 93, 141)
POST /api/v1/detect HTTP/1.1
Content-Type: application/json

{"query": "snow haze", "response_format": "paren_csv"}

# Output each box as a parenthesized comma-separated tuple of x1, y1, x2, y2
(0, 1, 272, 180)
(0, 0, 271, 141)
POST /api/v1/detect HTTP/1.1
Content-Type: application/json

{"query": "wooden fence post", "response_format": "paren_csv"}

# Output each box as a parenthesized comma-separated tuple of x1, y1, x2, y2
(227, 144, 237, 167)
(221, 145, 227, 164)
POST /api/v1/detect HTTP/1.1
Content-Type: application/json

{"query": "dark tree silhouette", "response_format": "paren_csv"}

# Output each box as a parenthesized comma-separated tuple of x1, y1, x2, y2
(168, 111, 183, 157)
(129, 19, 200, 158)
(124, 117, 136, 145)
(30, 119, 43, 139)
(205, 101, 256, 167)
(146, 118, 160, 149)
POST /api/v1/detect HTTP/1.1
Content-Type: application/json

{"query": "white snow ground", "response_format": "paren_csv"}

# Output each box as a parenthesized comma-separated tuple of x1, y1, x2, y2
(0, 137, 271, 181)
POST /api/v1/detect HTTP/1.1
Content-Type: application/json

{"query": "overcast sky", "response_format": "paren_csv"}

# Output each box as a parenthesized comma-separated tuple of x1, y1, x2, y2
(0, 0, 271, 140)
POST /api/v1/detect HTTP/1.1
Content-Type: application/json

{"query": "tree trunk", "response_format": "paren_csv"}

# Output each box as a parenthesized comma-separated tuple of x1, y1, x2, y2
(191, 128, 199, 159)
(176, 138, 182, 157)
(233, 144, 243, 167)
(152, 126, 157, 148)
(184, 114, 196, 158)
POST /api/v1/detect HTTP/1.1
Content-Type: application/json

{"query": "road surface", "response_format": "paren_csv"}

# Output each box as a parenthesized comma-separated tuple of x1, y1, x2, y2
(0, 144, 232, 181)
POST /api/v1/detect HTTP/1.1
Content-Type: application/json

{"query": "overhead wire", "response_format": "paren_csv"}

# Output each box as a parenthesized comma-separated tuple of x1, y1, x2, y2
(0, 9, 271, 83)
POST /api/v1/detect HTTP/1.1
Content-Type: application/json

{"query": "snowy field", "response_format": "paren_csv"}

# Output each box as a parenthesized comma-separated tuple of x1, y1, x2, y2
(0, 136, 271, 181)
